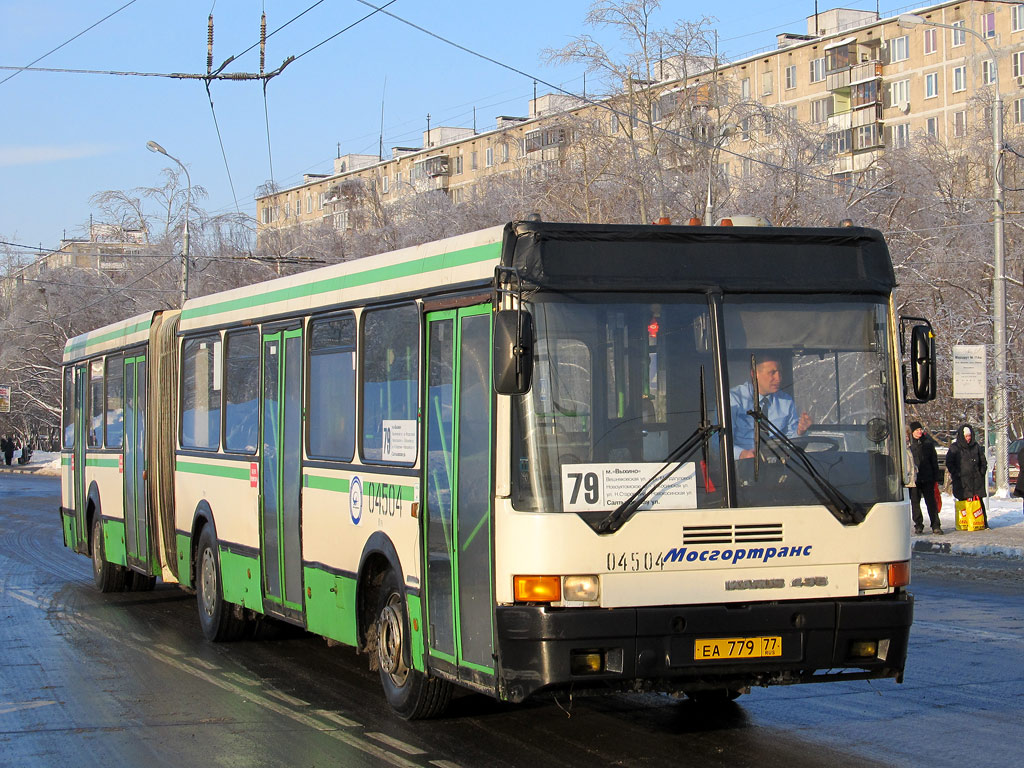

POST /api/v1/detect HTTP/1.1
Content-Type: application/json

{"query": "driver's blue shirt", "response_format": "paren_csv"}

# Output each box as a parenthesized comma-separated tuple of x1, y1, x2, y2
(730, 381, 800, 458)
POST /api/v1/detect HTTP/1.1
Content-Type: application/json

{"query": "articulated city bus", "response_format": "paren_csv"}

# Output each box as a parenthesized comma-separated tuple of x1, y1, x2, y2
(60, 219, 936, 719)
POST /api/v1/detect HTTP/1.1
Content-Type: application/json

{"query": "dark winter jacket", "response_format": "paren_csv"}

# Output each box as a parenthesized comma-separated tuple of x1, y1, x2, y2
(910, 433, 941, 485)
(945, 423, 987, 500)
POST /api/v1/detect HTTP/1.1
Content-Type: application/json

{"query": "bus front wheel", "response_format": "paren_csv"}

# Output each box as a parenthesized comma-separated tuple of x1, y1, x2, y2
(196, 525, 245, 642)
(91, 516, 125, 593)
(374, 570, 451, 719)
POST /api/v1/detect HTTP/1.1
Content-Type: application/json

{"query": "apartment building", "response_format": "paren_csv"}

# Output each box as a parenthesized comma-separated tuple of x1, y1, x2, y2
(256, 1, 1023, 239)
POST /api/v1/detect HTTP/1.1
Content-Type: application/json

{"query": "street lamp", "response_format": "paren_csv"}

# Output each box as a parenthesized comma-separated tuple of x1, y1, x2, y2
(146, 140, 191, 307)
(704, 122, 738, 225)
(897, 14, 1009, 491)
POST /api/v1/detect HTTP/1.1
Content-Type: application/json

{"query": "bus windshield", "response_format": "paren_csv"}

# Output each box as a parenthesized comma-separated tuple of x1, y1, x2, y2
(512, 293, 902, 515)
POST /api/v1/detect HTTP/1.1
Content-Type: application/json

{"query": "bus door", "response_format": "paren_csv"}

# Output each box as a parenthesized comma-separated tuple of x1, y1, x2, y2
(260, 326, 304, 616)
(123, 353, 150, 571)
(423, 306, 494, 680)
(72, 362, 89, 553)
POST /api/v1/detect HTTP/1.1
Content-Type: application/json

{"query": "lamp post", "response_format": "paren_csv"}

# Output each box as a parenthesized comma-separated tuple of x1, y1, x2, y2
(704, 122, 738, 225)
(146, 140, 192, 307)
(898, 14, 1008, 491)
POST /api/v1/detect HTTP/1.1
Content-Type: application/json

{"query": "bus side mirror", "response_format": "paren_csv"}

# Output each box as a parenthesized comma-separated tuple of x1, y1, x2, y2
(493, 309, 533, 395)
(909, 324, 936, 403)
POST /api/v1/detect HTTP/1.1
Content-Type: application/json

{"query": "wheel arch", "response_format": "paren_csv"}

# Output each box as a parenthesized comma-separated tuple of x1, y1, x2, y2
(356, 531, 407, 650)
(187, 500, 216, 586)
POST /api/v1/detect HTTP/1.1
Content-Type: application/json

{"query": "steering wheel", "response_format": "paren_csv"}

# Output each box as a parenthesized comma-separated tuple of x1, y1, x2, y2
(789, 435, 841, 452)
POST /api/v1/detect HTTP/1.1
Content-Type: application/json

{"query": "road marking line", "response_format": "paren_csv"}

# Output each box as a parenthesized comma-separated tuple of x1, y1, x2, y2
(264, 689, 309, 707)
(366, 732, 427, 755)
(315, 709, 361, 728)
(0, 701, 58, 715)
(154, 643, 183, 656)
(222, 672, 257, 686)
(191, 658, 219, 670)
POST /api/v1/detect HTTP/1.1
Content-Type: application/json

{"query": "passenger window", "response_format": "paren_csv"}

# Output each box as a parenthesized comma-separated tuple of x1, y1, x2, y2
(181, 335, 222, 450)
(224, 329, 259, 453)
(309, 314, 356, 461)
(105, 356, 124, 448)
(361, 305, 419, 462)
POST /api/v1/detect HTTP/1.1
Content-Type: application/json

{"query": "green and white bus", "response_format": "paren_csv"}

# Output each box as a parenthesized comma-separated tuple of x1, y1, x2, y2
(60, 219, 936, 718)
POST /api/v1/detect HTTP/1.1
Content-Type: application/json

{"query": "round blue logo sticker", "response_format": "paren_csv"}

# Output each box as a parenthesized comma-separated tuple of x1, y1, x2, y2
(349, 475, 363, 525)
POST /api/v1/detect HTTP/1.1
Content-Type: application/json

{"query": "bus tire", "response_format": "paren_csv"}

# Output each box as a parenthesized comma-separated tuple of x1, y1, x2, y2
(91, 516, 126, 593)
(196, 525, 245, 642)
(375, 570, 451, 719)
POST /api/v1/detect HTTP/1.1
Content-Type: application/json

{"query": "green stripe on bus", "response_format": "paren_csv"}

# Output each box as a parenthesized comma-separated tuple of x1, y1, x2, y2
(61, 455, 71, 465)
(86, 457, 120, 469)
(303, 474, 350, 493)
(182, 240, 502, 323)
(64, 319, 153, 358)
(175, 460, 252, 481)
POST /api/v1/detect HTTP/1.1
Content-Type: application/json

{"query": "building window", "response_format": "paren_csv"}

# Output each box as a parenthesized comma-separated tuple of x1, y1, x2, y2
(319, 192, 326, 209)
(224, 329, 259, 454)
(471, 151, 477, 171)
(809, 57, 826, 83)
(953, 110, 967, 137)
(890, 123, 910, 149)
(825, 45, 851, 72)
(1014, 5, 1024, 32)
(983, 59, 996, 85)
(923, 28, 937, 55)
(454, 156, 463, 175)
(283, 201, 290, 218)
(889, 78, 910, 108)
(952, 65, 966, 92)
(983, 12, 996, 39)
(308, 315, 355, 461)
(1015, 98, 1024, 124)
(952, 20, 966, 47)
(785, 64, 797, 89)
(786, 105, 798, 122)
(925, 72, 938, 98)
(610, 113, 619, 133)
(741, 158, 752, 178)
(502, 142, 510, 162)
(761, 70, 773, 96)
(851, 80, 879, 107)
(854, 123, 879, 149)
(926, 117, 938, 136)
(395, 171, 402, 187)
(740, 117, 750, 141)
(381, 174, 389, 194)
(1014, 50, 1024, 78)
(891, 35, 909, 62)
(485, 146, 493, 167)
(306, 195, 312, 214)
(740, 77, 750, 99)
(811, 96, 833, 123)
(828, 130, 850, 155)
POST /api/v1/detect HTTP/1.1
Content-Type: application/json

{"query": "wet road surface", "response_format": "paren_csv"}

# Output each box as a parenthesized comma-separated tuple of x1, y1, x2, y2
(2, 475, 1022, 767)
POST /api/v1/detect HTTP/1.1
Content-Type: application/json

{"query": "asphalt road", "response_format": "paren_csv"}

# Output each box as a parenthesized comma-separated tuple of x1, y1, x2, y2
(2, 475, 1022, 767)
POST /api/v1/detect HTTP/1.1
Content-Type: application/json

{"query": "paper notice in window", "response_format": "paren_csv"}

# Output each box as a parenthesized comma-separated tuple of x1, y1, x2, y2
(382, 419, 417, 462)
(560, 462, 697, 512)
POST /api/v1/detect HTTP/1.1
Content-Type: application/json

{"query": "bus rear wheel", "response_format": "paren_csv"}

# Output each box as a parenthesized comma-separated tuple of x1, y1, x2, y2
(195, 525, 246, 642)
(375, 570, 451, 719)
(91, 517, 125, 593)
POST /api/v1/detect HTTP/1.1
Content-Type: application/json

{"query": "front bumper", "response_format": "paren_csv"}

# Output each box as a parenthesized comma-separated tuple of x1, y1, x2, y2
(495, 593, 913, 702)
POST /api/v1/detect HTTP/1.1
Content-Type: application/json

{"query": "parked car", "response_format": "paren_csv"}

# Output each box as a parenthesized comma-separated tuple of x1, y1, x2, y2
(1009, 438, 1023, 485)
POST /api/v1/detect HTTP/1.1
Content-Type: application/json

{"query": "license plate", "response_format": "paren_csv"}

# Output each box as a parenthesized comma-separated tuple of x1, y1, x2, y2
(694, 635, 782, 661)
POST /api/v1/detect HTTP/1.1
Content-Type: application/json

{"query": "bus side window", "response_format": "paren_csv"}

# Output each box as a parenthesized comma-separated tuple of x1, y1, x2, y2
(309, 314, 356, 461)
(224, 329, 260, 453)
(360, 304, 419, 463)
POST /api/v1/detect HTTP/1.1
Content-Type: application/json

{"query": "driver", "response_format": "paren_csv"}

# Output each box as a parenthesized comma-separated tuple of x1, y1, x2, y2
(730, 354, 811, 459)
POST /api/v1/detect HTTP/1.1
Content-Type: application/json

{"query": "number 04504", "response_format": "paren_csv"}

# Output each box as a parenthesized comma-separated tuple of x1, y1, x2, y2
(606, 551, 665, 572)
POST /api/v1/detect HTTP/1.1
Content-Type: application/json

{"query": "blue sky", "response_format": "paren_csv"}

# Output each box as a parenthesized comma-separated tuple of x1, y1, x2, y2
(0, 0, 896, 254)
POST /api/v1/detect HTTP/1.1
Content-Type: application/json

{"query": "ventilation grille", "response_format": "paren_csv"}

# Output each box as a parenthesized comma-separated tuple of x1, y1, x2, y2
(682, 523, 783, 545)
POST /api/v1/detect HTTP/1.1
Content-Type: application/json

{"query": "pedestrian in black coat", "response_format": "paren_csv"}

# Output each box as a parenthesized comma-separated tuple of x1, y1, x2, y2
(945, 423, 989, 528)
(909, 421, 942, 534)
(1, 436, 13, 466)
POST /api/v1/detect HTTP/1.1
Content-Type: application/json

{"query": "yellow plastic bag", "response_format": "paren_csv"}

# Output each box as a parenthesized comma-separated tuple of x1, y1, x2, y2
(955, 497, 985, 531)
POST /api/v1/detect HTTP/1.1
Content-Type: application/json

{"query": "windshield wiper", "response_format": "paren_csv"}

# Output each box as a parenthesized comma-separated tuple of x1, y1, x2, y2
(598, 367, 720, 535)
(746, 404, 865, 525)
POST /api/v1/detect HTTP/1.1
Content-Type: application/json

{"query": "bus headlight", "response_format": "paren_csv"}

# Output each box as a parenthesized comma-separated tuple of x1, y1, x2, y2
(562, 575, 600, 602)
(858, 561, 911, 591)
(858, 563, 887, 590)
